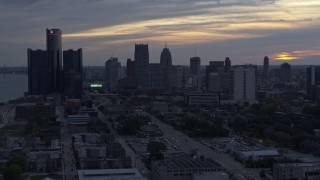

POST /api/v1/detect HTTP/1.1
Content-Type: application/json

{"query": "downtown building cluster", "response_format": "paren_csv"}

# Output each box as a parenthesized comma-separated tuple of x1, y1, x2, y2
(105, 44, 258, 104)
(28, 29, 82, 98)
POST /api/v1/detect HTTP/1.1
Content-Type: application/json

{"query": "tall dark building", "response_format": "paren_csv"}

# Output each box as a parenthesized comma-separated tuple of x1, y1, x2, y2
(160, 45, 172, 68)
(63, 49, 83, 98)
(190, 57, 201, 91)
(307, 66, 320, 100)
(28, 49, 49, 95)
(125, 58, 137, 88)
(134, 44, 149, 89)
(160, 45, 173, 92)
(224, 57, 231, 73)
(280, 62, 292, 82)
(263, 56, 269, 81)
(206, 61, 224, 90)
(46, 28, 62, 93)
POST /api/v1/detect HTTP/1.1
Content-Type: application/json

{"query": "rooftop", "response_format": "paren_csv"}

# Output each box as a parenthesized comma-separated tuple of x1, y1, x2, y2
(77, 169, 146, 180)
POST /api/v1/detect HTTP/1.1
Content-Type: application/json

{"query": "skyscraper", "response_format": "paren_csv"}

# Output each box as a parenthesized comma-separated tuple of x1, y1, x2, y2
(63, 49, 83, 98)
(134, 44, 149, 89)
(28, 49, 49, 95)
(231, 66, 256, 102)
(224, 57, 231, 73)
(160, 45, 173, 92)
(263, 56, 269, 81)
(307, 66, 320, 100)
(46, 28, 62, 93)
(105, 57, 120, 92)
(125, 58, 137, 89)
(280, 62, 292, 82)
(206, 61, 224, 90)
(160, 45, 172, 68)
(190, 57, 201, 92)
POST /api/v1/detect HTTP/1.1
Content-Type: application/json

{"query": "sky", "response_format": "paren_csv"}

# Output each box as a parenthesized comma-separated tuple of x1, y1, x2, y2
(1, 0, 320, 66)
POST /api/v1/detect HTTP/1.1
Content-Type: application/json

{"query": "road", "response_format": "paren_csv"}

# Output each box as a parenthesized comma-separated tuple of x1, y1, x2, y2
(95, 105, 150, 178)
(58, 106, 77, 180)
(0, 104, 14, 128)
(138, 110, 260, 179)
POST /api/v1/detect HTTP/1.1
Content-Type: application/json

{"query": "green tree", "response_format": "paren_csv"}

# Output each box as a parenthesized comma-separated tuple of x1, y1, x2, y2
(2, 165, 22, 180)
(260, 169, 266, 178)
(147, 141, 167, 155)
(6, 156, 27, 172)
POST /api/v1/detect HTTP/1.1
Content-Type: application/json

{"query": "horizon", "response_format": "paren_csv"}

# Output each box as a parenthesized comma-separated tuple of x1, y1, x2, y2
(1, 0, 320, 66)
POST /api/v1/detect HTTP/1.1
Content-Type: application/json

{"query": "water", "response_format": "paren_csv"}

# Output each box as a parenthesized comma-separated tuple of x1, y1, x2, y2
(0, 74, 28, 103)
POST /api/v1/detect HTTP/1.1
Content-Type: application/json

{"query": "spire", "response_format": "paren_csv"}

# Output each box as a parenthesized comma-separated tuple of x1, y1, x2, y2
(165, 42, 167, 49)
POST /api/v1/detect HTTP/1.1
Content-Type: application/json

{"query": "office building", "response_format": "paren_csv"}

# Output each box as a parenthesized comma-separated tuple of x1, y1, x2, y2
(146, 63, 163, 93)
(273, 163, 320, 180)
(123, 58, 137, 89)
(208, 73, 220, 92)
(105, 57, 120, 92)
(151, 155, 222, 180)
(206, 61, 224, 90)
(176, 66, 185, 88)
(231, 66, 256, 102)
(224, 57, 231, 73)
(63, 49, 83, 98)
(160, 44, 172, 68)
(46, 28, 63, 93)
(135, 44, 149, 89)
(280, 62, 292, 82)
(190, 57, 201, 92)
(27, 49, 49, 95)
(307, 66, 320, 100)
(15, 103, 56, 120)
(263, 56, 269, 81)
(184, 94, 219, 106)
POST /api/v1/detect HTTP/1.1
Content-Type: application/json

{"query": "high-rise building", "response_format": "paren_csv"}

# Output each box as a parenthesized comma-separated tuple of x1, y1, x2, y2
(206, 61, 224, 90)
(280, 62, 292, 82)
(208, 73, 220, 91)
(134, 44, 149, 89)
(190, 57, 201, 91)
(307, 66, 320, 100)
(160, 45, 172, 68)
(231, 66, 256, 102)
(263, 56, 269, 81)
(124, 58, 137, 89)
(146, 63, 163, 91)
(176, 65, 185, 88)
(224, 57, 231, 73)
(46, 28, 62, 93)
(63, 49, 83, 98)
(28, 49, 49, 95)
(105, 57, 120, 92)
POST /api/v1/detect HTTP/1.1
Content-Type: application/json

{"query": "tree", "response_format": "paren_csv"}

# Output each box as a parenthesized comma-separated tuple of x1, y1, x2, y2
(147, 141, 167, 155)
(6, 156, 27, 172)
(2, 165, 22, 180)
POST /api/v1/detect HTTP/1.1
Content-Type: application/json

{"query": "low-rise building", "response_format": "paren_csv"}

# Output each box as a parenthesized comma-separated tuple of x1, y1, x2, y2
(273, 162, 320, 180)
(29, 150, 61, 172)
(184, 94, 219, 106)
(152, 102, 168, 113)
(15, 103, 55, 120)
(77, 168, 146, 180)
(151, 155, 222, 180)
(236, 149, 281, 161)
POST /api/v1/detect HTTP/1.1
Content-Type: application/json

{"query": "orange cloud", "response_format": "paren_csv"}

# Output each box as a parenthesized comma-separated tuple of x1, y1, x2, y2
(273, 49, 320, 61)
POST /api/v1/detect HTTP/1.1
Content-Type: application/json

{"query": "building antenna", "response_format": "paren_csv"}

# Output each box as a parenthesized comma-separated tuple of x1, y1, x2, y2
(194, 46, 197, 57)
(165, 42, 167, 48)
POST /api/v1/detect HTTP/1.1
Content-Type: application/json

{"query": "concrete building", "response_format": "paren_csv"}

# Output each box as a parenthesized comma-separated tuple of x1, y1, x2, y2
(263, 56, 269, 81)
(146, 63, 163, 92)
(231, 66, 256, 103)
(206, 61, 224, 90)
(190, 57, 201, 92)
(15, 103, 55, 120)
(152, 155, 222, 180)
(307, 66, 320, 101)
(27, 49, 49, 95)
(135, 44, 149, 89)
(273, 162, 320, 180)
(236, 149, 281, 161)
(77, 169, 146, 180)
(152, 102, 169, 113)
(63, 49, 83, 98)
(105, 57, 120, 92)
(184, 94, 219, 106)
(280, 62, 292, 82)
(208, 73, 220, 92)
(224, 57, 231, 73)
(192, 172, 229, 180)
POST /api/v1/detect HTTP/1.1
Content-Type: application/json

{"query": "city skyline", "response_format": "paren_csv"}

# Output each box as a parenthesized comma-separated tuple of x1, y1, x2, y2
(1, 0, 320, 66)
